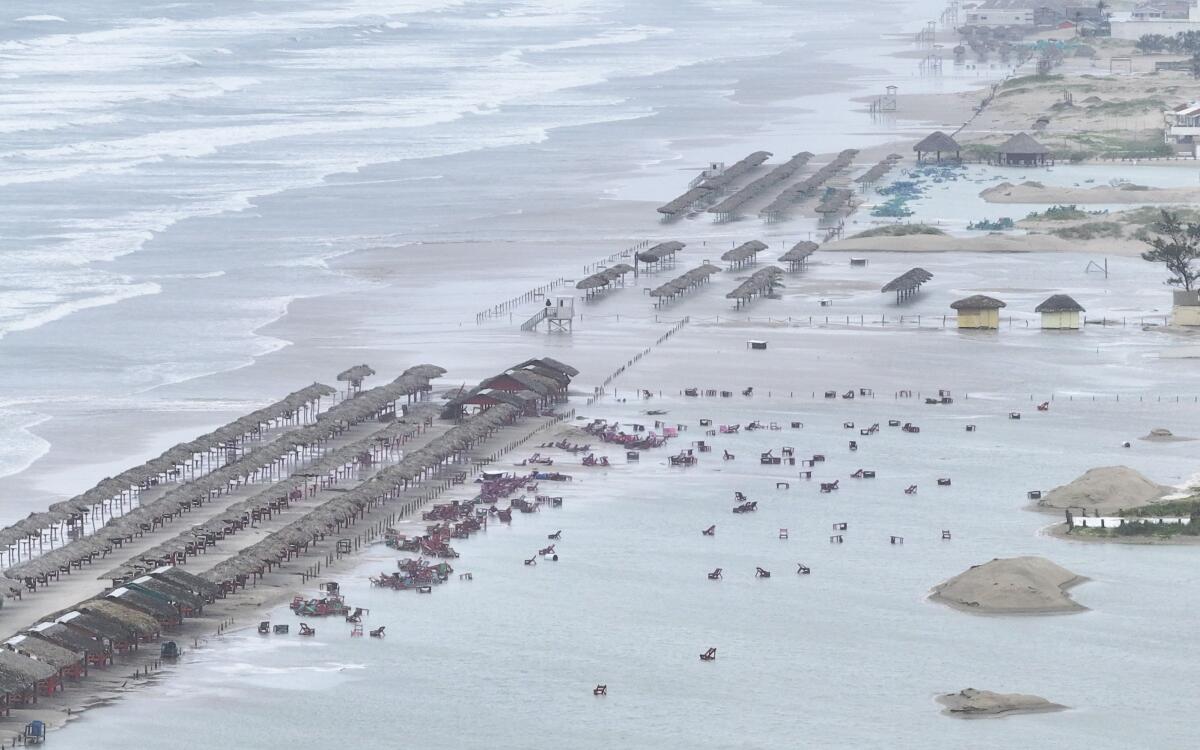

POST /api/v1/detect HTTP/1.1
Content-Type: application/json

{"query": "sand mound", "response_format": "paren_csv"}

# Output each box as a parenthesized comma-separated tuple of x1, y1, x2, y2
(1036, 466, 1171, 514)
(981, 183, 1200, 204)
(1140, 428, 1195, 443)
(929, 556, 1087, 615)
(939, 688, 1066, 719)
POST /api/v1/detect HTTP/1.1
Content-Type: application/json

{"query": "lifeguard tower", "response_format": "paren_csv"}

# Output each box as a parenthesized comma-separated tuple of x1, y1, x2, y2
(520, 295, 575, 333)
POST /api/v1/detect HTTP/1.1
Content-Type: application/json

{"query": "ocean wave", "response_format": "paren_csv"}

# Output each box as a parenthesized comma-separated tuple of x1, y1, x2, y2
(15, 15, 67, 23)
(0, 281, 161, 340)
(0, 410, 52, 481)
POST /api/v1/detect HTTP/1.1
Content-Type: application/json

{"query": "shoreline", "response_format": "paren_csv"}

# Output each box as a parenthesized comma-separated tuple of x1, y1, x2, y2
(928, 574, 1091, 616)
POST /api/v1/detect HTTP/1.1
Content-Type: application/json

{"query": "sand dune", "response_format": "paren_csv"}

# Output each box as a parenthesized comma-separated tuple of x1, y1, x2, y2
(930, 556, 1087, 615)
(939, 688, 1066, 719)
(1036, 466, 1172, 515)
(981, 182, 1200, 205)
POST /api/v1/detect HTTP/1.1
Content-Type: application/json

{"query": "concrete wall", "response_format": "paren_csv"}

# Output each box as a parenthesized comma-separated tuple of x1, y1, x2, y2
(956, 309, 1000, 329)
(1041, 310, 1081, 329)
(1111, 19, 1200, 39)
(1172, 304, 1200, 326)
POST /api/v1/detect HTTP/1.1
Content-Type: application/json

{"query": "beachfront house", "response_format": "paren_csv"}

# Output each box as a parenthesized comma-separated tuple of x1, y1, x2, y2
(1035, 294, 1085, 329)
(994, 132, 1052, 166)
(913, 131, 961, 163)
(951, 295, 1006, 329)
(961, 0, 1101, 28)
(1111, 3, 1200, 38)
(1172, 289, 1200, 325)
(1164, 102, 1200, 156)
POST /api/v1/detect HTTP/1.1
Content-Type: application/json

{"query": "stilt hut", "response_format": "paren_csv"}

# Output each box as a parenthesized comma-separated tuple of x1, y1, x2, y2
(881, 268, 933, 302)
(1035, 294, 1084, 329)
(721, 240, 767, 270)
(950, 295, 1006, 329)
(913, 131, 961, 163)
(778, 242, 817, 272)
(994, 132, 1051, 166)
(635, 241, 685, 273)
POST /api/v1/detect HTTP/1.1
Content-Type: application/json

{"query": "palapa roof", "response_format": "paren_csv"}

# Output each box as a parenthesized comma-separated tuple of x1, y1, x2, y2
(107, 586, 181, 622)
(760, 149, 858, 217)
(25, 622, 102, 656)
(649, 264, 720, 298)
(997, 132, 1049, 155)
(913, 131, 961, 153)
(726, 266, 784, 299)
(657, 186, 713, 216)
(129, 575, 207, 611)
(151, 565, 221, 598)
(336, 364, 375, 383)
(950, 294, 1006, 310)
(513, 358, 578, 378)
(635, 241, 685, 264)
(5, 634, 83, 670)
(0, 647, 57, 693)
(80, 600, 162, 637)
(721, 240, 768, 263)
(1035, 294, 1084, 313)
(779, 241, 818, 263)
(56, 610, 136, 644)
(709, 152, 813, 215)
(881, 267, 934, 293)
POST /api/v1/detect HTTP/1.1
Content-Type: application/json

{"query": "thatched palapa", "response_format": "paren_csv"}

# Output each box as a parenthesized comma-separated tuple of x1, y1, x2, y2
(649, 264, 720, 305)
(881, 267, 934, 302)
(721, 240, 768, 269)
(914, 131, 960, 163)
(0, 647, 57, 695)
(708, 152, 813, 220)
(779, 241, 817, 271)
(726, 266, 784, 308)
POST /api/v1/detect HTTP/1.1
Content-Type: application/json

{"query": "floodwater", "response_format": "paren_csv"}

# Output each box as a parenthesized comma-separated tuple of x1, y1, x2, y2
(4, 0, 1200, 746)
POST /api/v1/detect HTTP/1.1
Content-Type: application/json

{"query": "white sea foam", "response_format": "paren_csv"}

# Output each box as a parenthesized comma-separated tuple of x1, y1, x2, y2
(0, 411, 52, 481)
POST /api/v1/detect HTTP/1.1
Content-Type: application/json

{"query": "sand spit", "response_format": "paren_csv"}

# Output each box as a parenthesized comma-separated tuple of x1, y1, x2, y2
(1140, 428, 1196, 443)
(938, 688, 1066, 719)
(1035, 466, 1172, 514)
(929, 556, 1087, 615)
(823, 233, 1142, 256)
(981, 182, 1200, 205)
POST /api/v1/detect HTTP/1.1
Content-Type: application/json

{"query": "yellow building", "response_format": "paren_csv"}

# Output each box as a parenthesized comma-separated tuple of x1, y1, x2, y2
(1173, 290, 1200, 326)
(950, 295, 1005, 329)
(1035, 294, 1085, 330)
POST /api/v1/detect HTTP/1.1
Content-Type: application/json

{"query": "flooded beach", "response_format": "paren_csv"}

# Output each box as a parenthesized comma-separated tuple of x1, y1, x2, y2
(3, 0, 1200, 747)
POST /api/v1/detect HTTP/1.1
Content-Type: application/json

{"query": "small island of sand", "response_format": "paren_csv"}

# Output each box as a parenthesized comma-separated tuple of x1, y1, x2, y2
(929, 556, 1087, 615)
(938, 688, 1066, 719)
(980, 181, 1200, 205)
(1140, 428, 1196, 443)
(1033, 466, 1172, 515)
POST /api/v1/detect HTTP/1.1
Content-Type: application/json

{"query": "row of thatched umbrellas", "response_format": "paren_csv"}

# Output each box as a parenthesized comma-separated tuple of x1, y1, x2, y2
(4, 366, 446, 584)
(761, 149, 859, 219)
(708, 152, 814, 218)
(575, 263, 635, 292)
(201, 404, 522, 589)
(657, 151, 772, 217)
(816, 188, 854, 216)
(854, 153, 904, 187)
(720, 240, 768, 268)
(100, 416, 434, 582)
(727, 266, 785, 307)
(649, 264, 721, 303)
(0, 382, 338, 553)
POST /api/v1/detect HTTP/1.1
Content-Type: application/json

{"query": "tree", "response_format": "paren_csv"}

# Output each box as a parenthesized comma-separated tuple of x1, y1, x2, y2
(1141, 210, 1200, 290)
(1191, 51, 1200, 79)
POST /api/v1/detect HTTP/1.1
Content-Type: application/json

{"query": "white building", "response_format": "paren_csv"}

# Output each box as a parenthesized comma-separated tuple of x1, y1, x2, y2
(1164, 102, 1200, 155)
(1111, 4, 1200, 38)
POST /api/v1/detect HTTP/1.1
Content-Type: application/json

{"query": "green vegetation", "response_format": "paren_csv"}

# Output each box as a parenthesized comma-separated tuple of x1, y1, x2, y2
(1121, 497, 1200, 518)
(961, 143, 997, 161)
(1001, 73, 1062, 88)
(1141, 210, 1200, 290)
(1070, 495, 1200, 539)
(1086, 97, 1167, 116)
(1050, 222, 1125, 240)
(1061, 132, 1174, 160)
(1025, 204, 1091, 221)
(850, 224, 945, 239)
(967, 217, 1015, 231)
